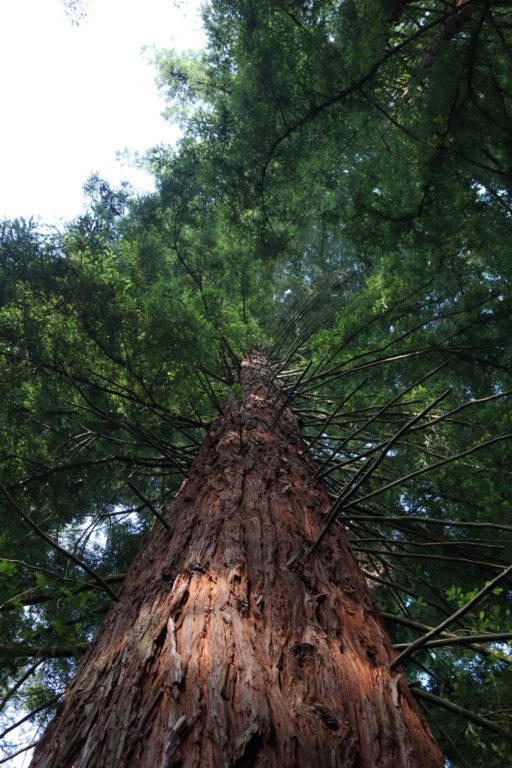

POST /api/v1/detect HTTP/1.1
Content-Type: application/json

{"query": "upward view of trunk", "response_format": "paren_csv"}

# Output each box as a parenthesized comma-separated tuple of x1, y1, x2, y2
(30, 352, 443, 767)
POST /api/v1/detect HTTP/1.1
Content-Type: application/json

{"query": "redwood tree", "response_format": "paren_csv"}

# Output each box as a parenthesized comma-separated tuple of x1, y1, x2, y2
(28, 352, 442, 767)
(1, 1, 512, 766)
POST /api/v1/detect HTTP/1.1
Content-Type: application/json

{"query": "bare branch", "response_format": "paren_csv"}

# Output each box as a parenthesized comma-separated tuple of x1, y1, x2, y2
(393, 632, 512, 652)
(413, 687, 512, 740)
(0, 485, 119, 602)
(348, 434, 512, 509)
(0, 643, 89, 659)
(391, 563, 512, 669)
(126, 480, 171, 531)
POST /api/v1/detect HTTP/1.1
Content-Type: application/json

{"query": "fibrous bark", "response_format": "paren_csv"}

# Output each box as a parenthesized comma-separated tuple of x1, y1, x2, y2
(30, 351, 443, 767)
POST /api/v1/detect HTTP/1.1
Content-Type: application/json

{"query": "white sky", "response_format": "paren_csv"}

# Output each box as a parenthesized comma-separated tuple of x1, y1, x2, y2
(0, 4, 205, 763)
(0, 0, 206, 225)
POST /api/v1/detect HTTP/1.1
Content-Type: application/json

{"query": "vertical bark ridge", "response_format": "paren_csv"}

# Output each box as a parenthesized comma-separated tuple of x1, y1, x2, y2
(30, 350, 443, 767)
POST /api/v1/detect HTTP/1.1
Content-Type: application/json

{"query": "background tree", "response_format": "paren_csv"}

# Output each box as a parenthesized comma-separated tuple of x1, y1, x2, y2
(1, 1, 511, 765)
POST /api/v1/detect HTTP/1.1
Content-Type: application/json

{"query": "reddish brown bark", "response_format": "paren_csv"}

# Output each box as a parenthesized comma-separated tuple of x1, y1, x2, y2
(30, 352, 443, 767)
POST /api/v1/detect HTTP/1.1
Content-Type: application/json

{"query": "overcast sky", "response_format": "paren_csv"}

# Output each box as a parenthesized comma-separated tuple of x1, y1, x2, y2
(0, 0, 206, 225)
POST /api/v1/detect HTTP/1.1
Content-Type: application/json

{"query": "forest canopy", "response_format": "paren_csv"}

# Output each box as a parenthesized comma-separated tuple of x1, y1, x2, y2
(1, 1, 511, 766)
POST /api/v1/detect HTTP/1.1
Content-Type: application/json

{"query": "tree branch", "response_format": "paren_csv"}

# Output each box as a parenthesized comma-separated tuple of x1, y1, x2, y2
(0, 485, 119, 602)
(413, 687, 511, 740)
(0, 642, 89, 659)
(391, 563, 512, 669)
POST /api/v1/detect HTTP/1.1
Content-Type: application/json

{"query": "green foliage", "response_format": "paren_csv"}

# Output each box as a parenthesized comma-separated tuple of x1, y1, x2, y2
(1, 1, 512, 765)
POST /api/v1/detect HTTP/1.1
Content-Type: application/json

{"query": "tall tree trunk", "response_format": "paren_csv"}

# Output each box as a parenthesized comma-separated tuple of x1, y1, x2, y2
(30, 352, 443, 767)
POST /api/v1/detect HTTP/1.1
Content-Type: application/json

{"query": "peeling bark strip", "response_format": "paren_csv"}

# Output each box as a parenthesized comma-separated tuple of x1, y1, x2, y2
(30, 352, 443, 767)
